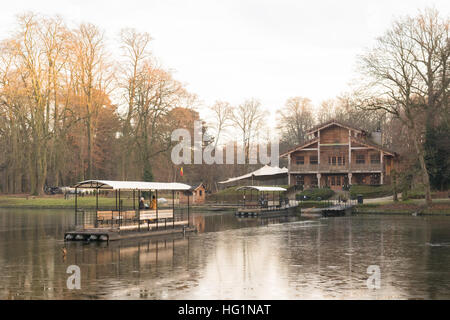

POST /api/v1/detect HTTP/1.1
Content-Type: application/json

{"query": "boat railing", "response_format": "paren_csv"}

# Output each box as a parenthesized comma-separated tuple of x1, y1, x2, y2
(75, 205, 191, 232)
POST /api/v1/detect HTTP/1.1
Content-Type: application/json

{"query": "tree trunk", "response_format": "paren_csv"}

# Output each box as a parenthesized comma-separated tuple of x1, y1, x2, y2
(86, 115, 93, 180)
(412, 127, 432, 206)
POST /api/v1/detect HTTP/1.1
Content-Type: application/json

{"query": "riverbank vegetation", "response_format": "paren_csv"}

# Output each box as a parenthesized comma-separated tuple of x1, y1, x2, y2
(349, 185, 393, 199)
(295, 188, 334, 201)
(355, 199, 450, 215)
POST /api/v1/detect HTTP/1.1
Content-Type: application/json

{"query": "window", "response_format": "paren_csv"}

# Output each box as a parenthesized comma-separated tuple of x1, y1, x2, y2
(329, 156, 337, 165)
(296, 156, 304, 165)
(199, 190, 203, 196)
(356, 154, 365, 164)
(310, 155, 318, 165)
(329, 156, 345, 166)
(296, 175, 304, 186)
(370, 153, 380, 164)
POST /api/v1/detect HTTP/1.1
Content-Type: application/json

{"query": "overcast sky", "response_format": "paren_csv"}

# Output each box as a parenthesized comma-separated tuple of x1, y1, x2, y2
(0, 0, 449, 128)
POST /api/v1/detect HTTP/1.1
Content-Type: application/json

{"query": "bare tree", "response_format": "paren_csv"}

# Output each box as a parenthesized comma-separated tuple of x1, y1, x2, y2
(209, 100, 233, 149)
(230, 98, 266, 164)
(71, 23, 111, 179)
(277, 97, 315, 147)
(358, 8, 449, 206)
(118, 28, 152, 179)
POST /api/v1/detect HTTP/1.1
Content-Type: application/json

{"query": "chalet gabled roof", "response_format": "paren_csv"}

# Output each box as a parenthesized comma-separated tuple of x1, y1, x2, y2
(351, 137, 397, 156)
(190, 182, 206, 191)
(306, 119, 366, 134)
(279, 134, 397, 158)
(280, 138, 319, 157)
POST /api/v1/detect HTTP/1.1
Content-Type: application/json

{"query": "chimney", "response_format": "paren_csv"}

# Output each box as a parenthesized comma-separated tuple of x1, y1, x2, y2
(370, 125, 382, 145)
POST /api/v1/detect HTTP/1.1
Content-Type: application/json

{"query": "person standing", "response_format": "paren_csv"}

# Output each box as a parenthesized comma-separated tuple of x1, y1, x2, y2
(139, 197, 145, 210)
(150, 195, 157, 210)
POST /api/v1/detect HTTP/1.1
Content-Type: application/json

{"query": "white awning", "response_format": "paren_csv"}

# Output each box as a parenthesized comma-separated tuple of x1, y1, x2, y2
(218, 165, 288, 184)
(236, 186, 287, 192)
(72, 180, 191, 191)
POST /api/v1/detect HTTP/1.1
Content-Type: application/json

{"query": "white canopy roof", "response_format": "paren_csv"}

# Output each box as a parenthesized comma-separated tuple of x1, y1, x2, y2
(218, 165, 288, 184)
(73, 180, 191, 191)
(236, 186, 287, 192)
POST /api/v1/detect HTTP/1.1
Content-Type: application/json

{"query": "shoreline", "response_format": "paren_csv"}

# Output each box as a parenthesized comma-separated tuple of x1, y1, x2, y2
(1, 195, 450, 215)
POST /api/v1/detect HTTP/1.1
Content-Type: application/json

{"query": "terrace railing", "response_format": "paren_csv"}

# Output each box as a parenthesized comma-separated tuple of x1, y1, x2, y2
(290, 162, 383, 173)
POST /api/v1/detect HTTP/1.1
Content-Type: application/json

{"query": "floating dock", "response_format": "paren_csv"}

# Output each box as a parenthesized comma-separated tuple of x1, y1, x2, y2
(65, 225, 196, 242)
(235, 205, 298, 218)
(301, 204, 354, 218)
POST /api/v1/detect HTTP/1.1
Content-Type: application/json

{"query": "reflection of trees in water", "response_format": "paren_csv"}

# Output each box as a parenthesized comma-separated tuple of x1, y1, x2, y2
(191, 211, 301, 234)
(424, 219, 450, 299)
(0, 209, 73, 299)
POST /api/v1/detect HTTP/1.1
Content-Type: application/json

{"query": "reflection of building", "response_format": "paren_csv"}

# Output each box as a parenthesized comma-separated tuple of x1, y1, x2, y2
(281, 120, 398, 190)
(192, 215, 206, 233)
(179, 183, 206, 204)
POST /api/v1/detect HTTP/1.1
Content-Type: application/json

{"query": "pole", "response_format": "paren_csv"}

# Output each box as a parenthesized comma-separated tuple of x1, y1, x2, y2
(138, 190, 141, 232)
(187, 192, 190, 227)
(75, 187, 78, 226)
(119, 189, 121, 228)
(172, 190, 175, 229)
(156, 189, 159, 229)
(95, 186, 99, 228)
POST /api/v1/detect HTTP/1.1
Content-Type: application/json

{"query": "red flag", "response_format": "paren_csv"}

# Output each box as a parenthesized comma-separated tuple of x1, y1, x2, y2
(180, 167, 184, 176)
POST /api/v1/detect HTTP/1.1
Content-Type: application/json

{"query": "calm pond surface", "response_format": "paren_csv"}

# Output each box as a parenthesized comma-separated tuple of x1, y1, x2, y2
(0, 208, 450, 299)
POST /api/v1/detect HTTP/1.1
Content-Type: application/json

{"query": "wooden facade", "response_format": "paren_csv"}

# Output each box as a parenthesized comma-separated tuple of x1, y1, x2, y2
(179, 183, 206, 204)
(280, 120, 397, 190)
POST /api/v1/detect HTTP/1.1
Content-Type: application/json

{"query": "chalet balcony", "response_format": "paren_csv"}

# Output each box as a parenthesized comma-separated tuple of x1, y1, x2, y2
(289, 163, 319, 172)
(350, 162, 383, 172)
(289, 162, 383, 173)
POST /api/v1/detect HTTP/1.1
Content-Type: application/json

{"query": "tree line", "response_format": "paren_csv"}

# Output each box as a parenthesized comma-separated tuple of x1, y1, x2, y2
(0, 9, 448, 202)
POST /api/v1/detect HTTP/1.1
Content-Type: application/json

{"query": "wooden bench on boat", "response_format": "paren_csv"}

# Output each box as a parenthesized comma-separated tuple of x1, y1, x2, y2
(96, 208, 180, 227)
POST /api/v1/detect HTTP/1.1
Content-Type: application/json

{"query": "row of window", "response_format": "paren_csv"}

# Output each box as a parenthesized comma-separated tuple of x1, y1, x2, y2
(295, 153, 381, 165)
(356, 153, 381, 164)
(296, 155, 318, 165)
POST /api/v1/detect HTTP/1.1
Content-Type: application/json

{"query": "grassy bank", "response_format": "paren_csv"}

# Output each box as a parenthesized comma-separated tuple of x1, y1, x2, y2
(0, 195, 136, 209)
(355, 199, 450, 215)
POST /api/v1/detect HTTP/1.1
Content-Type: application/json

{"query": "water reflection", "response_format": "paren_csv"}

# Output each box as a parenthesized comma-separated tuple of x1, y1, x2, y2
(0, 208, 450, 299)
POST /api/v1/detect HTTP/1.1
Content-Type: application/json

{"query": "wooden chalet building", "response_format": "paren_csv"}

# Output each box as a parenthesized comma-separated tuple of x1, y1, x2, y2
(280, 120, 397, 190)
(179, 183, 206, 204)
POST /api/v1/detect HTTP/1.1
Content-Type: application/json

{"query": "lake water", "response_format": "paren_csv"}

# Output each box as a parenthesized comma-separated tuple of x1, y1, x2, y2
(0, 208, 449, 299)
